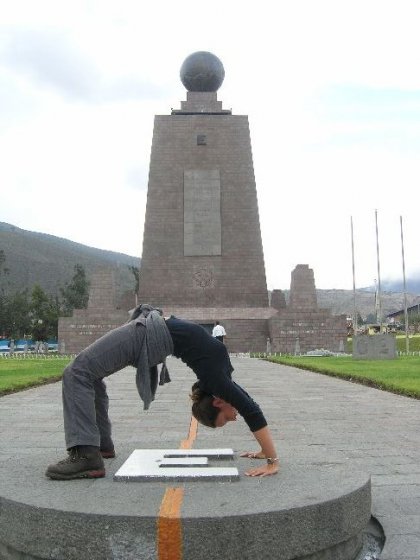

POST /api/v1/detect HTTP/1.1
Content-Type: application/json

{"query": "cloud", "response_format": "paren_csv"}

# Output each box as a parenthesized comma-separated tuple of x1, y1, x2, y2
(2, 0, 420, 292)
(318, 85, 420, 135)
(126, 166, 148, 191)
(0, 70, 43, 127)
(1, 27, 167, 103)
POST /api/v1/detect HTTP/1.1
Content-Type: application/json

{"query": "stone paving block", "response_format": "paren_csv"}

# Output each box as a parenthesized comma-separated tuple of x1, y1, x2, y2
(381, 533, 420, 558)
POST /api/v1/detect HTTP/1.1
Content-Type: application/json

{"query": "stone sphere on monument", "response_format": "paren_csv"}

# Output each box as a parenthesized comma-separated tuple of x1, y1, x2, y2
(180, 51, 225, 92)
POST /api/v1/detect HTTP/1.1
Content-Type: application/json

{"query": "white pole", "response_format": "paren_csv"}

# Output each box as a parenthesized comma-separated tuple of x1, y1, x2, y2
(374, 277, 378, 324)
(375, 210, 382, 329)
(400, 216, 409, 353)
(350, 216, 358, 334)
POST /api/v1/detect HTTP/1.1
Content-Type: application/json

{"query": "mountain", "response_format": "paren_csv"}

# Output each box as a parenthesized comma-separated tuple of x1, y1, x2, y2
(0, 222, 140, 300)
(374, 278, 420, 294)
(1, 222, 418, 318)
(313, 288, 420, 319)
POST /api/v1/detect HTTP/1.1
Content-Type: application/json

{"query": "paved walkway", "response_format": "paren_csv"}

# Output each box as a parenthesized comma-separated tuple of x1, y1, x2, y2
(0, 357, 419, 559)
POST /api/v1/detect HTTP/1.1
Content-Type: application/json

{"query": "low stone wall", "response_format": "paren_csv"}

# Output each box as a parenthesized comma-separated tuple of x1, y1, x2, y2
(269, 309, 347, 354)
(58, 309, 127, 354)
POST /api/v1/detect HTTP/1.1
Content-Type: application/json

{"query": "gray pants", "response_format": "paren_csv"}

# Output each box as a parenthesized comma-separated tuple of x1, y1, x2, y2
(62, 321, 145, 449)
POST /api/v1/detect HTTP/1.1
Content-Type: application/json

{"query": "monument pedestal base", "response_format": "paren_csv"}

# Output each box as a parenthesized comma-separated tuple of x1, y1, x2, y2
(1, 446, 371, 560)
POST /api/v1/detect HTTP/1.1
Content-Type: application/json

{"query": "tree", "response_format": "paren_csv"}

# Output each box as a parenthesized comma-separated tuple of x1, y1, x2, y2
(0, 251, 12, 336)
(30, 285, 59, 340)
(128, 265, 139, 306)
(0, 289, 6, 337)
(60, 265, 90, 316)
(365, 313, 377, 324)
(0, 249, 9, 300)
(4, 290, 32, 338)
(0, 256, 89, 339)
(0, 289, 31, 339)
(0, 250, 9, 279)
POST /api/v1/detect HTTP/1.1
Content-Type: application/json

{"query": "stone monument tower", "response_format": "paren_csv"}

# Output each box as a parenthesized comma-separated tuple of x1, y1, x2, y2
(138, 51, 269, 314)
(136, 52, 347, 352)
(58, 53, 347, 355)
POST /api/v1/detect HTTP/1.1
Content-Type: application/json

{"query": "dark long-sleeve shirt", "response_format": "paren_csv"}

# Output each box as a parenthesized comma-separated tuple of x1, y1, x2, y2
(165, 316, 267, 432)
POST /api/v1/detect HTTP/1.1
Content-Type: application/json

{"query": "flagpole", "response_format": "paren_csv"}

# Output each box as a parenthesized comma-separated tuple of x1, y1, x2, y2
(350, 216, 357, 334)
(400, 216, 409, 353)
(375, 210, 382, 329)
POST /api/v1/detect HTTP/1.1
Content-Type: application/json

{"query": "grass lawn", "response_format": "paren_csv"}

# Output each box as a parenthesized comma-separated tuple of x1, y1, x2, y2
(0, 358, 72, 396)
(2, 351, 420, 401)
(395, 334, 420, 352)
(265, 355, 420, 399)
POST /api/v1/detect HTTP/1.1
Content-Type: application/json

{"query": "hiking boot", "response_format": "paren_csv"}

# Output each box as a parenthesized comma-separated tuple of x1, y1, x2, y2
(100, 448, 116, 459)
(45, 447, 105, 480)
(100, 438, 115, 458)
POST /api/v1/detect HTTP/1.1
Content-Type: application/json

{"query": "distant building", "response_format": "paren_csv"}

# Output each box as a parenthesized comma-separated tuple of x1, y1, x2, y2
(387, 303, 420, 323)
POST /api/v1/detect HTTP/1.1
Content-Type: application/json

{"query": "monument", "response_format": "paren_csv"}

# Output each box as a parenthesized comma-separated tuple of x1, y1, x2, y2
(58, 53, 347, 355)
(138, 51, 270, 344)
(137, 52, 347, 353)
(58, 268, 128, 354)
(269, 264, 347, 354)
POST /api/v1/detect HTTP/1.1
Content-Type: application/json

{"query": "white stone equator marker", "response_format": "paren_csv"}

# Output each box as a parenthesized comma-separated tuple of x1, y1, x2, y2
(113, 448, 239, 482)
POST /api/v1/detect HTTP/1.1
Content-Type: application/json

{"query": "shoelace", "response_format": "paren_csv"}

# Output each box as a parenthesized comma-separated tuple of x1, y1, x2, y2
(58, 449, 81, 464)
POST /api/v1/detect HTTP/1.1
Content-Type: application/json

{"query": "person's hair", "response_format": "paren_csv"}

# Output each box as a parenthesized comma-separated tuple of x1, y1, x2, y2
(190, 382, 219, 428)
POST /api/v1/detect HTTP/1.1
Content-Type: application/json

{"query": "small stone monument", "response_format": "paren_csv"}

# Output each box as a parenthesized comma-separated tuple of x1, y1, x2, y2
(353, 333, 397, 360)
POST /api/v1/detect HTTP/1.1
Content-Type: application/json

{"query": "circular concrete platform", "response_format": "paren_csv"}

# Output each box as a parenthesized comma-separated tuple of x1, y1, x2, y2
(0, 446, 371, 560)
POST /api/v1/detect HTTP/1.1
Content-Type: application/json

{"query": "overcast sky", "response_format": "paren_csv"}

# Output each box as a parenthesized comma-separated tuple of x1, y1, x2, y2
(1, 0, 419, 290)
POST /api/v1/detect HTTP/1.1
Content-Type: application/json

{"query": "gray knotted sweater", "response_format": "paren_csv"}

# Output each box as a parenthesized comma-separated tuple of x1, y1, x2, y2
(129, 304, 174, 410)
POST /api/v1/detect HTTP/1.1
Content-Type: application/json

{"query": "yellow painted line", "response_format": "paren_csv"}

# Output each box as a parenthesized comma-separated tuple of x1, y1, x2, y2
(157, 417, 198, 560)
(157, 487, 184, 560)
(180, 416, 198, 450)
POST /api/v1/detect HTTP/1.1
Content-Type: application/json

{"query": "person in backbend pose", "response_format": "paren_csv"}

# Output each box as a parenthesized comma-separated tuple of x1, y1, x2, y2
(45, 304, 279, 480)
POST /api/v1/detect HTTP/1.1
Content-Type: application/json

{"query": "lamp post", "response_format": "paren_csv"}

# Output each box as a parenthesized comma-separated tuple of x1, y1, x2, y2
(350, 216, 358, 335)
